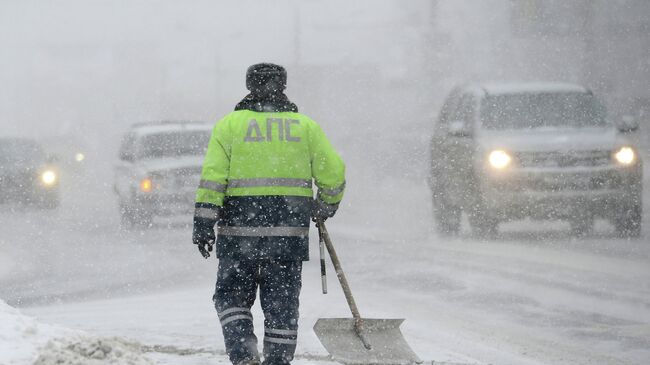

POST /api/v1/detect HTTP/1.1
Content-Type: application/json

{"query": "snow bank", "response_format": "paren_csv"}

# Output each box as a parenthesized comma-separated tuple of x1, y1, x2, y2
(0, 299, 151, 365)
(0, 299, 66, 364)
(34, 337, 152, 365)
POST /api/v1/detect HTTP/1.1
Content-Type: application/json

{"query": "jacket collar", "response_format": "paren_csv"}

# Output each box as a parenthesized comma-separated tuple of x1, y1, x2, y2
(234, 92, 298, 113)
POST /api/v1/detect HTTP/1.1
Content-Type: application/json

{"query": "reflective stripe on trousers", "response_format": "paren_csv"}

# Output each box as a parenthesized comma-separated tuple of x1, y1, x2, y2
(218, 307, 254, 326)
(264, 327, 298, 345)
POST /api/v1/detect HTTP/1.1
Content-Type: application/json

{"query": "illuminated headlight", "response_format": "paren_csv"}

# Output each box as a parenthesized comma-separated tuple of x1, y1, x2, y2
(614, 146, 635, 165)
(41, 170, 57, 185)
(488, 150, 512, 169)
(75, 153, 85, 162)
(140, 178, 153, 193)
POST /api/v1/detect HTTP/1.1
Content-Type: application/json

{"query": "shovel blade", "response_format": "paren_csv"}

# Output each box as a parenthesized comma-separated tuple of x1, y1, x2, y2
(314, 318, 421, 365)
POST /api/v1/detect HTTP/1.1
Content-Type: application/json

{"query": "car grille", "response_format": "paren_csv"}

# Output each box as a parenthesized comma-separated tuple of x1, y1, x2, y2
(493, 170, 622, 192)
(516, 150, 611, 168)
(151, 167, 202, 190)
(527, 174, 621, 191)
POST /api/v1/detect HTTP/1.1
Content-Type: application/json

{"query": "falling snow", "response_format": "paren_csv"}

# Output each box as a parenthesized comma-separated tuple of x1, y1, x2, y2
(1, 1, 649, 365)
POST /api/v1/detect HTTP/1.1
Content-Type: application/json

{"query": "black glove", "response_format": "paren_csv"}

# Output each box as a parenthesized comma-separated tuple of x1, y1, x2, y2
(311, 199, 339, 222)
(193, 216, 216, 259)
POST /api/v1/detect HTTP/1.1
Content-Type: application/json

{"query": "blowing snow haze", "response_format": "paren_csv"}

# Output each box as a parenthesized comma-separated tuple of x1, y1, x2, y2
(1, 1, 650, 365)
(0, 1, 649, 177)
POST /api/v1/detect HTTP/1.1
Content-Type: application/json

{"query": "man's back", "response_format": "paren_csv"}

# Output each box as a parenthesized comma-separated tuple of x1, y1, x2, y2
(196, 109, 344, 260)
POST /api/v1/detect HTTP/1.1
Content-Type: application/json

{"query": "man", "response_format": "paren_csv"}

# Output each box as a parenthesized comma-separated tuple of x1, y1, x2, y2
(192, 63, 345, 365)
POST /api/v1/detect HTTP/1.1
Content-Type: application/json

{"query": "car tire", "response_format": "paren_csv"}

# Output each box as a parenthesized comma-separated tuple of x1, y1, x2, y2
(569, 215, 593, 237)
(433, 201, 461, 236)
(120, 203, 153, 229)
(35, 193, 59, 209)
(119, 204, 134, 228)
(468, 201, 499, 238)
(614, 203, 642, 238)
(432, 187, 461, 236)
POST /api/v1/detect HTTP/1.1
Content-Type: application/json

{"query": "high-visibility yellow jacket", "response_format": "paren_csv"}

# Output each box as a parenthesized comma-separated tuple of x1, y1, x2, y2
(195, 110, 345, 260)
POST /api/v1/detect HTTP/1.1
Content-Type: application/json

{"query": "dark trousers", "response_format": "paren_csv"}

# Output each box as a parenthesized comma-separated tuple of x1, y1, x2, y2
(213, 259, 303, 365)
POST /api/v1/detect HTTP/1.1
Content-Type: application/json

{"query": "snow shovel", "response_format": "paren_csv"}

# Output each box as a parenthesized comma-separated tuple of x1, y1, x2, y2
(313, 221, 421, 365)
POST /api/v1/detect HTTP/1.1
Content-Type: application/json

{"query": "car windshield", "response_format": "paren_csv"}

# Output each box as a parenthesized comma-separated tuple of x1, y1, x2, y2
(136, 130, 210, 159)
(481, 92, 608, 130)
(0, 139, 46, 166)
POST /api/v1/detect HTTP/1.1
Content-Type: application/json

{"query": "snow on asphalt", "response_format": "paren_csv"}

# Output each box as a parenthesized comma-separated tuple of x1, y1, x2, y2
(1, 167, 650, 364)
(0, 299, 153, 365)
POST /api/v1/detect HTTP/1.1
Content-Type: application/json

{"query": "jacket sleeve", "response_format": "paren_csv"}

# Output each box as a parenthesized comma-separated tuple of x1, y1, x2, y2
(308, 120, 346, 205)
(194, 116, 232, 220)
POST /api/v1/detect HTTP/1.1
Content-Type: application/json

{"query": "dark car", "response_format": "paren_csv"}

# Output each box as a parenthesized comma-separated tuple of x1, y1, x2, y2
(0, 138, 60, 208)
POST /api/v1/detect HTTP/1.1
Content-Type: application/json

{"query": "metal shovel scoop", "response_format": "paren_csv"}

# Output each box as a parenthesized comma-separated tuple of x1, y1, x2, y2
(314, 221, 421, 365)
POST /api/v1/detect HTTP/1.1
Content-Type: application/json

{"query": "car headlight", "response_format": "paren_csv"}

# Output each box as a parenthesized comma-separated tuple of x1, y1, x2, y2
(140, 177, 153, 193)
(488, 150, 512, 169)
(614, 146, 635, 165)
(41, 170, 57, 185)
(75, 152, 85, 162)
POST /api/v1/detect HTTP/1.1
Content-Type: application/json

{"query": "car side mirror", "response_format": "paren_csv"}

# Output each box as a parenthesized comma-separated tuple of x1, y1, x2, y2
(448, 120, 472, 137)
(617, 115, 639, 133)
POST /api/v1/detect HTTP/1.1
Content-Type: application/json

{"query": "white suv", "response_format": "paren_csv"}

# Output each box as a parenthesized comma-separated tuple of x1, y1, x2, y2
(430, 83, 643, 237)
(114, 121, 212, 227)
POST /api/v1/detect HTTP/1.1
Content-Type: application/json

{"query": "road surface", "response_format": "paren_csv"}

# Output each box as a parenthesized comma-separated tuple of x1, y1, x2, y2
(1, 166, 649, 364)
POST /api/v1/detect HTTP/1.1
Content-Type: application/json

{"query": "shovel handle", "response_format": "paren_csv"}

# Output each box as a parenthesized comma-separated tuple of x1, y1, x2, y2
(317, 220, 372, 350)
(317, 223, 328, 294)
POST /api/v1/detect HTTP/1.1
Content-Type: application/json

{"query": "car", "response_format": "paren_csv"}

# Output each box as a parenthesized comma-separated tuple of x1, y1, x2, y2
(114, 121, 212, 227)
(429, 82, 643, 237)
(0, 137, 60, 209)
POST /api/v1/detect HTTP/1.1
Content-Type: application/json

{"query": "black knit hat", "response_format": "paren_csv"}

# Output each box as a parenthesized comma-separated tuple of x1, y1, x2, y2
(246, 63, 287, 94)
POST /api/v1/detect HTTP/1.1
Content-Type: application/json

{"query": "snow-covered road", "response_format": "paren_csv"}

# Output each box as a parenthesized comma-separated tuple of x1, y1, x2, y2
(1, 167, 649, 364)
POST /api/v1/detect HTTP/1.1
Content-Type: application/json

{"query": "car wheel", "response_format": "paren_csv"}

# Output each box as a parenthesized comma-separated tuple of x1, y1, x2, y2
(35, 193, 59, 209)
(433, 201, 461, 236)
(569, 215, 594, 237)
(119, 203, 135, 227)
(120, 204, 153, 229)
(468, 201, 499, 238)
(432, 188, 461, 236)
(134, 210, 153, 228)
(42, 197, 59, 209)
(614, 203, 642, 238)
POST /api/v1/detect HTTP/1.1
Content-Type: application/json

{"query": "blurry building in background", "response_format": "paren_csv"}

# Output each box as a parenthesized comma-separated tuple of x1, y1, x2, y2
(0, 0, 648, 181)
(431, 0, 650, 151)
(509, 0, 650, 121)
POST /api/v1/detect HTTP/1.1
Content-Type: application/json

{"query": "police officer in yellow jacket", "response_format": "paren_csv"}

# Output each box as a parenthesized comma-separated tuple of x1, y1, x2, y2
(192, 63, 345, 365)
